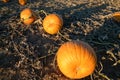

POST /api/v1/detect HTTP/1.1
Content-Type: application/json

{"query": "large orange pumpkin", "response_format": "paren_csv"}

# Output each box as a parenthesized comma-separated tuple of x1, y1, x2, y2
(56, 41, 97, 79)
(20, 8, 36, 25)
(112, 12, 120, 22)
(43, 14, 63, 34)
(19, 0, 27, 5)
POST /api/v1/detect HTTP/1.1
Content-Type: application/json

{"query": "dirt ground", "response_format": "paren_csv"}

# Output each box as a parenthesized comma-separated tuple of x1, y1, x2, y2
(0, 0, 120, 80)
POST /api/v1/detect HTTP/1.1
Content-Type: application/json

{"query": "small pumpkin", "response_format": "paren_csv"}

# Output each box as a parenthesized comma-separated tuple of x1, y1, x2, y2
(20, 8, 36, 25)
(112, 12, 120, 22)
(19, 0, 27, 5)
(56, 41, 97, 79)
(43, 14, 63, 34)
(2, 0, 9, 3)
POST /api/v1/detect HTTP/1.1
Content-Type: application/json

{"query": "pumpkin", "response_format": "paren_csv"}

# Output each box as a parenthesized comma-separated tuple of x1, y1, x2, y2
(2, 0, 9, 3)
(56, 41, 97, 79)
(43, 14, 63, 34)
(112, 12, 120, 22)
(20, 8, 36, 25)
(19, 0, 27, 5)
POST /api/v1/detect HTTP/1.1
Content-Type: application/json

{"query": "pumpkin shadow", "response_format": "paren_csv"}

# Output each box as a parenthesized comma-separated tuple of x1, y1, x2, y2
(92, 19, 120, 79)
(0, 53, 20, 68)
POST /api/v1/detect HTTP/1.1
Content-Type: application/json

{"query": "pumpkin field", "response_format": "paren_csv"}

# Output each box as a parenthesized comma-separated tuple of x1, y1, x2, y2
(0, 0, 120, 80)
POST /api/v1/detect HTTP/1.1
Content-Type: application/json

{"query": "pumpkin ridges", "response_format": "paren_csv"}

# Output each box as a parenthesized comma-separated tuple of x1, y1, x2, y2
(79, 41, 96, 65)
(74, 45, 83, 78)
(57, 42, 79, 78)
(43, 13, 63, 34)
(78, 41, 96, 76)
(74, 41, 96, 78)
(20, 8, 36, 25)
(57, 42, 77, 77)
(43, 14, 63, 25)
(19, 0, 27, 5)
(46, 14, 63, 26)
(44, 23, 61, 34)
(56, 41, 97, 79)
(20, 8, 32, 20)
(74, 41, 94, 66)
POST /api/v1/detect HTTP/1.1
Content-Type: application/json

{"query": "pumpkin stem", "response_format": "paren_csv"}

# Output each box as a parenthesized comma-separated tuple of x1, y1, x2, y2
(39, 10, 48, 16)
(90, 74, 94, 80)
(95, 62, 111, 80)
(38, 53, 55, 59)
(53, 54, 57, 69)
(101, 13, 112, 19)
(22, 14, 33, 21)
(58, 31, 71, 41)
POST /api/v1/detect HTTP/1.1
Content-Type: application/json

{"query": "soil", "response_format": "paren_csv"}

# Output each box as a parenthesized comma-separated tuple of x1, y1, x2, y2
(0, 0, 120, 80)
